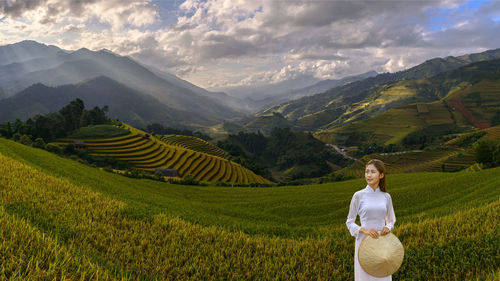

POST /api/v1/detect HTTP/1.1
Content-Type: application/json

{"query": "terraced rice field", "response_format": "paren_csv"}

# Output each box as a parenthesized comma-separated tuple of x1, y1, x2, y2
(446, 80, 500, 129)
(485, 125, 500, 139)
(52, 125, 270, 184)
(440, 152, 476, 172)
(337, 150, 463, 178)
(445, 125, 500, 146)
(158, 134, 228, 158)
(321, 100, 456, 145)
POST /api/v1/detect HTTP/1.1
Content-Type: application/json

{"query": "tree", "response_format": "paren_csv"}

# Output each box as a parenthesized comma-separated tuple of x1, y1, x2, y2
(64, 143, 76, 155)
(59, 98, 85, 132)
(33, 137, 46, 148)
(19, 134, 33, 146)
(0, 122, 13, 138)
(473, 138, 499, 167)
(45, 143, 62, 154)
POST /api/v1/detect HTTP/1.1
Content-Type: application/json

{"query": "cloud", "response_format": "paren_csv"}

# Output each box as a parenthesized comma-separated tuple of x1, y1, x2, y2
(0, 0, 158, 29)
(0, 0, 498, 92)
(0, 0, 48, 18)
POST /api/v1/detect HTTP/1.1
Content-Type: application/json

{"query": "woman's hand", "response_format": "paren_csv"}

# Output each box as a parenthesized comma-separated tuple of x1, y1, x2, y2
(360, 228, 379, 239)
(380, 226, 391, 236)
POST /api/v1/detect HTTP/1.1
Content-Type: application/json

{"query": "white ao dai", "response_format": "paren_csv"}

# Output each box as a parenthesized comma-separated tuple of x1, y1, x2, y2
(346, 185, 396, 281)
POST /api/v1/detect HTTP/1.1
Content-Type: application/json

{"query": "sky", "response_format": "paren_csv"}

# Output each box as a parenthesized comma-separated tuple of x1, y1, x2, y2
(1, 0, 500, 95)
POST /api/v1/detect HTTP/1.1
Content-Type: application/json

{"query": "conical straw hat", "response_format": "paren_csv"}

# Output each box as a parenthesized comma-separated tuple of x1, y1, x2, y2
(358, 231, 404, 277)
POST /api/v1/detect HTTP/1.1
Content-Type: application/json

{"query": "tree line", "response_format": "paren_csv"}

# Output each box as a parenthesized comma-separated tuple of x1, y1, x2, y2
(143, 123, 211, 141)
(217, 127, 352, 180)
(0, 98, 110, 142)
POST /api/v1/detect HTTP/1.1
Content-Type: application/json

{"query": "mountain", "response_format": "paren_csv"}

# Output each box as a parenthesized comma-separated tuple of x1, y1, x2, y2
(0, 76, 188, 128)
(258, 47, 500, 131)
(315, 58, 500, 145)
(0, 41, 244, 126)
(251, 71, 378, 110)
(242, 112, 298, 134)
(142, 63, 251, 113)
(0, 40, 62, 66)
(219, 75, 320, 100)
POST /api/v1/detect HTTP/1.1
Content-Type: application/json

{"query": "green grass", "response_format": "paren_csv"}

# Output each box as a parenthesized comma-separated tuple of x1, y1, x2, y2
(1, 137, 498, 237)
(68, 124, 130, 138)
(0, 138, 498, 280)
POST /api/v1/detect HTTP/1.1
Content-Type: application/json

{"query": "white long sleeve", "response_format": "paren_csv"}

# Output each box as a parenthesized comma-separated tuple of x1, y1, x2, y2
(384, 193, 396, 231)
(349, 186, 396, 280)
(346, 192, 361, 238)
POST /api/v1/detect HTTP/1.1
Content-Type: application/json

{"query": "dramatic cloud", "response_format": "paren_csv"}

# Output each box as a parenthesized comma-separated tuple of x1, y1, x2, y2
(1, 0, 499, 97)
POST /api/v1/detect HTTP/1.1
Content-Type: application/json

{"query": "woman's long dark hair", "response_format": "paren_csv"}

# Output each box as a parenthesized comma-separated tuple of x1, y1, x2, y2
(366, 159, 386, 192)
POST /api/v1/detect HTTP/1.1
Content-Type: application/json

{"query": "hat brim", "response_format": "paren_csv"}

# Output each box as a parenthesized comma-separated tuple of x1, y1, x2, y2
(358, 231, 404, 277)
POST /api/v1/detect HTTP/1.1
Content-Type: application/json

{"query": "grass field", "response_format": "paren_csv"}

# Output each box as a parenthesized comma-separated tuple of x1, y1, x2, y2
(0, 138, 498, 280)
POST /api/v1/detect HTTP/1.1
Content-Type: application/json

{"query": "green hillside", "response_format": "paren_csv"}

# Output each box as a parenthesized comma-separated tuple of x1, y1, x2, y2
(445, 80, 500, 129)
(316, 100, 458, 145)
(253, 54, 500, 136)
(335, 150, 476, 178)
(52, 124, 270, 184)
(0, 138, 498, 280)
(315, 69, 500, 146)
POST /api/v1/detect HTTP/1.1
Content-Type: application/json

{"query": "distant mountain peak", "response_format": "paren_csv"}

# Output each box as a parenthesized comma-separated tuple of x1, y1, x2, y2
(74, 47, 92, 54)
(9, 40, 45, 47)
(0, 40, 62, 66)
(75, 75, 116, 86)
(99, 48, 117, 55)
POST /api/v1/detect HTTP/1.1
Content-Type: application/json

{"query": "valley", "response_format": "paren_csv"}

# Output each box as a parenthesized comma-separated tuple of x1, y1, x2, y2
(1, 39, 499, 281)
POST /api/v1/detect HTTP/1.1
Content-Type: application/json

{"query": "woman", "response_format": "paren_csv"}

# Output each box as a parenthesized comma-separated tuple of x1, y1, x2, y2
(346, 159, 396, 281)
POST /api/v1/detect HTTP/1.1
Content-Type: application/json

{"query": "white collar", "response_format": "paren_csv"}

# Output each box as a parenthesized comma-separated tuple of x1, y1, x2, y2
(365, 185, 380, 193)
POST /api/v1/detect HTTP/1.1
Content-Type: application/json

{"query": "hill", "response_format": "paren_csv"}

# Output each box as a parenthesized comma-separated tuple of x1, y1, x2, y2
(445, 125, 500, 147)
(335, 150, 476, 179)
(51, 124, 270, 184)
(0, 138, 498, 280)
(315, 58, 500, 146)
(256, 48, 500, 131)
(0, 40, 61, 66)
(0, 76, 186, 128)
(0, 41, 244, 127)
(217, 127, 353, 181)
(250, 71, 378, 111)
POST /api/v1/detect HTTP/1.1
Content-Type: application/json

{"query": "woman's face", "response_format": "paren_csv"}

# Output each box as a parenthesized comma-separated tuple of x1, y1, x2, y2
(365, 164, 384, 187)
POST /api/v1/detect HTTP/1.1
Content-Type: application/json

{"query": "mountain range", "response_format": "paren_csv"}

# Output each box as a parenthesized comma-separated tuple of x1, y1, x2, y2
(0, 76, 188, 127)
(0, 41, 247, 128)
(1, 40, 500, 142)
(246, 71, 378, 111)
(256, 47, 500, 131)
(313, 57, 500, 145)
